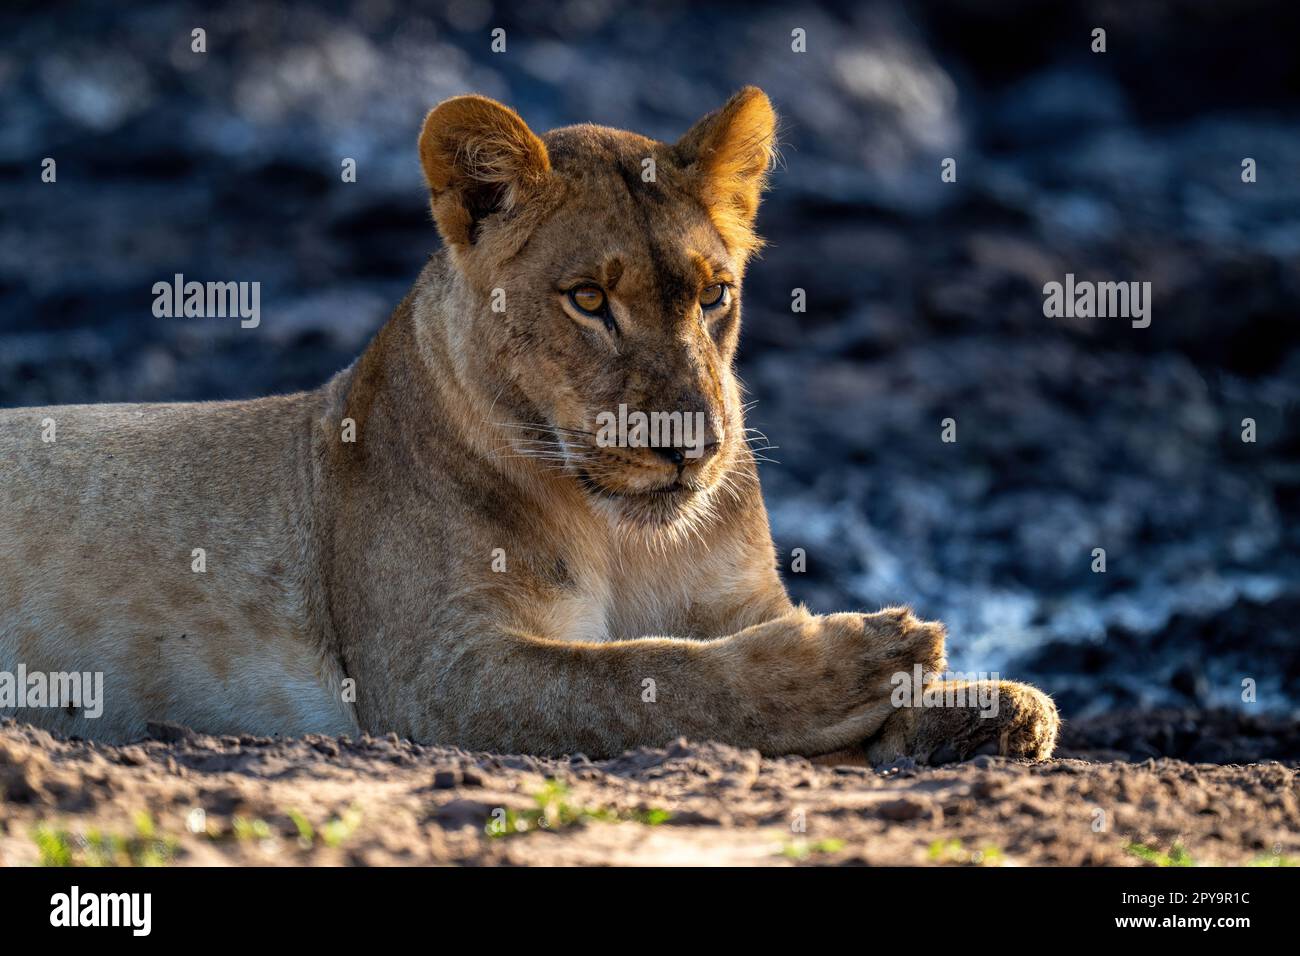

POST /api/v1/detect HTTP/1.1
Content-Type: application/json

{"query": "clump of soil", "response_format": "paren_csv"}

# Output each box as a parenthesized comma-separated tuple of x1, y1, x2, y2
(1, 713, 1295, 866)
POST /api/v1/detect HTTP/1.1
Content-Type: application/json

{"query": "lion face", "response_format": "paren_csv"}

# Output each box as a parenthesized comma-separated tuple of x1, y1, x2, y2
(418, 89, 776, 530)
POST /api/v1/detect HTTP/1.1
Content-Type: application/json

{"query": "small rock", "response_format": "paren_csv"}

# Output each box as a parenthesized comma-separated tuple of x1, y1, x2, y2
(460, 769, 484, 788)
(875, 757, 918, 775)
(876, 797, 930, 821)
(433, 798, 496, 831)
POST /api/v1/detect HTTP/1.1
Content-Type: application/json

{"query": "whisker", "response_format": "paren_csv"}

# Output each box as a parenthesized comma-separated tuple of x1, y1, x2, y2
(492, 421, 596, 438)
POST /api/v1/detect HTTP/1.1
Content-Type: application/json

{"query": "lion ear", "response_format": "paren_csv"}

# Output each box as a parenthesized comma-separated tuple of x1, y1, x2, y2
(673, 87, 777, 257)
(418, 95, 551, 249)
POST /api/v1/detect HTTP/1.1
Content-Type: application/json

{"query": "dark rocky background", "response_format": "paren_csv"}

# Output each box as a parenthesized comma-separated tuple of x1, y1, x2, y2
(1, 0, 1297, 749)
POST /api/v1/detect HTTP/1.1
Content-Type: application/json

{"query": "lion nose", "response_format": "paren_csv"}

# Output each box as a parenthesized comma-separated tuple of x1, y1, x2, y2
(652, 447, 686, 466)
(651, 441, 720, 468)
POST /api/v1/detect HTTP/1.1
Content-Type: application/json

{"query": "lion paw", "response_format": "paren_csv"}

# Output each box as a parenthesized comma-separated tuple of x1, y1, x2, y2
(865, 679, 1059, 765)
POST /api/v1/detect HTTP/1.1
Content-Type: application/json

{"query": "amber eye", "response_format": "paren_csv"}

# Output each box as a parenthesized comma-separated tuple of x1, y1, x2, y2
(700, 284, 728, 310)
(569, 285, 607, 316)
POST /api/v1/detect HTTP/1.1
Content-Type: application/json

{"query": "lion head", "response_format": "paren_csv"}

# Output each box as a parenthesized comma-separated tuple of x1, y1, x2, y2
(417, 88, 776, 531)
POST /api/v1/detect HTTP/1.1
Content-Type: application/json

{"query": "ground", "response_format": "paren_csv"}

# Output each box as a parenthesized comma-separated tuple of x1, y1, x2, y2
(2, 712, 1296, 867)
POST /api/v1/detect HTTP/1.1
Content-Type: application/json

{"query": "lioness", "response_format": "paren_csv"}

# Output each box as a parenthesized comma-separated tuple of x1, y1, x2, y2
(0, 88, 1058, 762)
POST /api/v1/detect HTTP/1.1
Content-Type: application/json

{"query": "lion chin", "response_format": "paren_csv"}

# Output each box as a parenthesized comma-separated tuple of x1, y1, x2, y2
(578, 471, 715, 537)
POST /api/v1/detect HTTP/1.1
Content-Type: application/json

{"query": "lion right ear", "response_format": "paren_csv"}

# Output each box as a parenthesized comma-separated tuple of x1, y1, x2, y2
(673, 87, 777, 259)
(418, 96, 552, 250)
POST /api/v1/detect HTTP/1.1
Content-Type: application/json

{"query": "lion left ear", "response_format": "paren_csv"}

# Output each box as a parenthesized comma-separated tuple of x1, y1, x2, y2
(418, 95, 552, 251)
(673, 87, 777, 257)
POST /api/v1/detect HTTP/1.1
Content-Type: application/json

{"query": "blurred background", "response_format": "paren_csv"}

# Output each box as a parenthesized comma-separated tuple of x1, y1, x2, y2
(1, 0, 1297, 756)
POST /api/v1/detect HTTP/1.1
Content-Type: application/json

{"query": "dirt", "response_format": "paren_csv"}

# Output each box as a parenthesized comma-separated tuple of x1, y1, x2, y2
(1, 712, 1296, 867)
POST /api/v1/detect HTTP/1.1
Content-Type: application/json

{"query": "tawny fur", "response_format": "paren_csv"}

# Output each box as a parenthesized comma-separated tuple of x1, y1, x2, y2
(0, 88, 1058, 760)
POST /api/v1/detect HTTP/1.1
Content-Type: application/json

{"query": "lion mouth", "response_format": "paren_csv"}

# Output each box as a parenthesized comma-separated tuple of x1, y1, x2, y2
(576, 471, 688, 500)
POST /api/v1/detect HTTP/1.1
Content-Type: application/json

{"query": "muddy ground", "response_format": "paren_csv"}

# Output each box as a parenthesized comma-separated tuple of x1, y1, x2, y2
(1, 710, 1296, 867)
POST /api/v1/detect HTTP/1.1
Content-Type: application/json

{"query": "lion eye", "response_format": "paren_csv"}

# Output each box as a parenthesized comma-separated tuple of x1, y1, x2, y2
(569, 285, 607, 315)
(700, 284, 728, 310)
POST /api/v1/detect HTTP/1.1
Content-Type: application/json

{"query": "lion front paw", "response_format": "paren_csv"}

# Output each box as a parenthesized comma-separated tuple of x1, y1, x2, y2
(865, 678, 1059, 765)
(984, 680, 1059, 761)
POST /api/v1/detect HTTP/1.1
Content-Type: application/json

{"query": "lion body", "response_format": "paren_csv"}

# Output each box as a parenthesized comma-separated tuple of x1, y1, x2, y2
(0, 90, 1059, 761)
